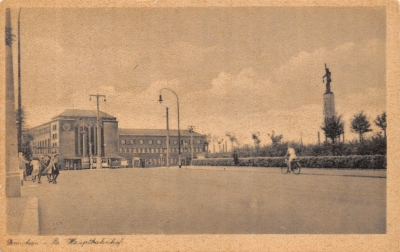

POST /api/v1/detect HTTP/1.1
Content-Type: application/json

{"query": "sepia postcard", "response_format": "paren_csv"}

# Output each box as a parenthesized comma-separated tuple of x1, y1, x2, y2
(1, 0, 399, 251)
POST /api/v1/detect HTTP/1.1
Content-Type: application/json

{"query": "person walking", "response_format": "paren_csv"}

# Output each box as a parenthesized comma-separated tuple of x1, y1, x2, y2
(30, 157, 41, 183)
(52, 162, 60, 184)
(19, 153, 29, 181)
(233, 150, 239, 166)
(41, 154, 59, 183)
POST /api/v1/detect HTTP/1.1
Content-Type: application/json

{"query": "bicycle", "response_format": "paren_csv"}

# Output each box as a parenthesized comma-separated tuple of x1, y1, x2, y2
(281, 157, 301, 175)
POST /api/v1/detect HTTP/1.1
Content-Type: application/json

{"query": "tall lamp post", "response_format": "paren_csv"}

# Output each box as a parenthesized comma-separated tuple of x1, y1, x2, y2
(188, 125, 194, 166)
(90, 94, 106, 169)
(159, 88, 181, 168)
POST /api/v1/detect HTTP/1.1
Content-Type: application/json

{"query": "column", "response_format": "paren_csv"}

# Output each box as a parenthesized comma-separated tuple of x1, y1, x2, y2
(6, 8, 21, 197)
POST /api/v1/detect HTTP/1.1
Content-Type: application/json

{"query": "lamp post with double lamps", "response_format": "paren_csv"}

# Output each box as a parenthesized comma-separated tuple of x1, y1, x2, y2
(90, 94, 106, 169)
(159, 88, 181, 168)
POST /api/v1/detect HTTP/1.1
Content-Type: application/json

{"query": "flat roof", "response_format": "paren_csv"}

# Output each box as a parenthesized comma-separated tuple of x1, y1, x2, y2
(52, 109, 116, 120)
(119, 128, 204, 137)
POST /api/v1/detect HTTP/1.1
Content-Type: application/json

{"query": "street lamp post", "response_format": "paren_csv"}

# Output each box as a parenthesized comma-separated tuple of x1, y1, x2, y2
(90, 94, 106, 169)
(166, 107, 170, 167)
(159, 88, 181, 168)
(188, 125, 194, 166)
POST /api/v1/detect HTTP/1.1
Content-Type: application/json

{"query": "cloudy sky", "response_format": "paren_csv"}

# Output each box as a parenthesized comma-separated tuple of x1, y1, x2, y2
(11, 7, 386, 146)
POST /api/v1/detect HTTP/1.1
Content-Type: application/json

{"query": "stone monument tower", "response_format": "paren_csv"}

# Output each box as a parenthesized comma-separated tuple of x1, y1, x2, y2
(6, 8, 22, 197)
(322, 64, 335, 118)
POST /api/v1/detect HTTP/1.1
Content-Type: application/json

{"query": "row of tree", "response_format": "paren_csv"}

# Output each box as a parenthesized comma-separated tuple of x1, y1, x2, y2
(323, 111, 386, 143)
(205, 111, 386, 157)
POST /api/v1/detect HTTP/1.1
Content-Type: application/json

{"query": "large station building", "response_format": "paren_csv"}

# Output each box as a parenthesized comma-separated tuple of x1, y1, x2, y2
(30, 109, 207, 169)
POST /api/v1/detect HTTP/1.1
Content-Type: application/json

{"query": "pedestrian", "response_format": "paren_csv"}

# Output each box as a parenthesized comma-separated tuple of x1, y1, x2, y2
(41, 154, 59, 183)
(30, 157, 41, 183)
(19, 153, 29, 181)
(233, 150, 239, 166)
(52, 162, 60, 184)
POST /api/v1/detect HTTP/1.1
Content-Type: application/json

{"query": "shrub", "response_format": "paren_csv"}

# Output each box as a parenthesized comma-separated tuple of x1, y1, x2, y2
(192, 155, 386, 169)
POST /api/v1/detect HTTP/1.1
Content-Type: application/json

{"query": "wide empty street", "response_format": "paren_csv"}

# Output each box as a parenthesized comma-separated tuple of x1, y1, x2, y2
(21, 166, 386, 235)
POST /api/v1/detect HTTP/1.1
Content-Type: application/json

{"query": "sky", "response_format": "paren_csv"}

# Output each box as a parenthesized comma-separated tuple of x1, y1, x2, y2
(10, 7, 386, 147)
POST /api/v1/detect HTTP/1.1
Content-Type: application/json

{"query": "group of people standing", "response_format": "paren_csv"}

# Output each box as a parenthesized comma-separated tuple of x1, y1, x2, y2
(21, 153, 60, 184)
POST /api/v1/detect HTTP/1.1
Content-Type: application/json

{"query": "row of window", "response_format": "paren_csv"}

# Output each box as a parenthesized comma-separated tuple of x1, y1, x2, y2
(120, 139, 202, 145)
(119, 147, 203, 154)
(36, 127, 50, 135)
(32, 139, 50, 149)
(32, 139, 60, 154)
(140, 158, 180, 166)
(33, 147, 58, 154)
(52, 124, 57, 131)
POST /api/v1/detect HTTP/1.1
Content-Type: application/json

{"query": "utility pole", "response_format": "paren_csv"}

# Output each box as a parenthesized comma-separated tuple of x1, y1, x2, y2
(318, 132, 320, 145)
(300, 132, 303, 146)
(88, 125, 93, 169)
(166, 107, 170, 167)
(90, 94, 106, 169)
(81, 122, 86, 158)
(17, 8, 22, 152)
(188, 125, 195, 165)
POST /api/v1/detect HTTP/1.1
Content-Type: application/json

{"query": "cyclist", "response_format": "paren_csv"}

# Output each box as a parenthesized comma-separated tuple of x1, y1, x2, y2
(285, 144, 297, 173)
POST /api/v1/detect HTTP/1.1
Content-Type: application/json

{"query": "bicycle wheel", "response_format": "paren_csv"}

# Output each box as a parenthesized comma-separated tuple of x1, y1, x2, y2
(281, 166, 288, 174)
(292, 162, 301, 175)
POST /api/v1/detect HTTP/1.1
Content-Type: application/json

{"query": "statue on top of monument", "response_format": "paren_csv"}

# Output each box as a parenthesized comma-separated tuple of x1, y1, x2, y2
(322, 63, 332, 94)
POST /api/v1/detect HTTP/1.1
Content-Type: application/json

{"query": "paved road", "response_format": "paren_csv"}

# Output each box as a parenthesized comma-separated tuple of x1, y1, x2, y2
(21, 166, 386, 235)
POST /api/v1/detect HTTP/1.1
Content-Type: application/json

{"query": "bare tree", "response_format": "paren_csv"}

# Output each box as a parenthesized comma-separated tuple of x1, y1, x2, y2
(374, 111, 387, 139)
(252, 132, 261, 149)
(205, 134, 213, 153)
(351, 111, 372, 142)
(216, 137, 223, 153)
(268, 130, 283, 145)
(226, 132, 238, 151)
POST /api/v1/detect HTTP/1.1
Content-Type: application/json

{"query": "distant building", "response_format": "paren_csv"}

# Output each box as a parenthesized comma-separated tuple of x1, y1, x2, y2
(119, 129, 207, 167)
(30, 109, 207, 169)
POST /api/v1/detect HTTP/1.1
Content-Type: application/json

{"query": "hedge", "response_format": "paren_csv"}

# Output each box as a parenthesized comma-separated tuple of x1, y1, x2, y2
(192, 155, 386, 169)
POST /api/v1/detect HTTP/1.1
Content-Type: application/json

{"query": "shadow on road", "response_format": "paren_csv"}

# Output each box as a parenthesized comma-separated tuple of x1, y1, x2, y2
(187, 166, 386, 179)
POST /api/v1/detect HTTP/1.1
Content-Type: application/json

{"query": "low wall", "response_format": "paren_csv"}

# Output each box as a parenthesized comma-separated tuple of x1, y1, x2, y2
(192, 155, 386, 169)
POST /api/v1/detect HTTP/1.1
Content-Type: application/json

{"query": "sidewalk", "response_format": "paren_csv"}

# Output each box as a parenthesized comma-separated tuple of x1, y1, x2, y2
(185, 165, 386, 178)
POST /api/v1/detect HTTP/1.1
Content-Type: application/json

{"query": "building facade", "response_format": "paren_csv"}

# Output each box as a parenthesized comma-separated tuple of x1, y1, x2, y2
(30, 109, 207, 169)
(119, 129, 207, 167)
